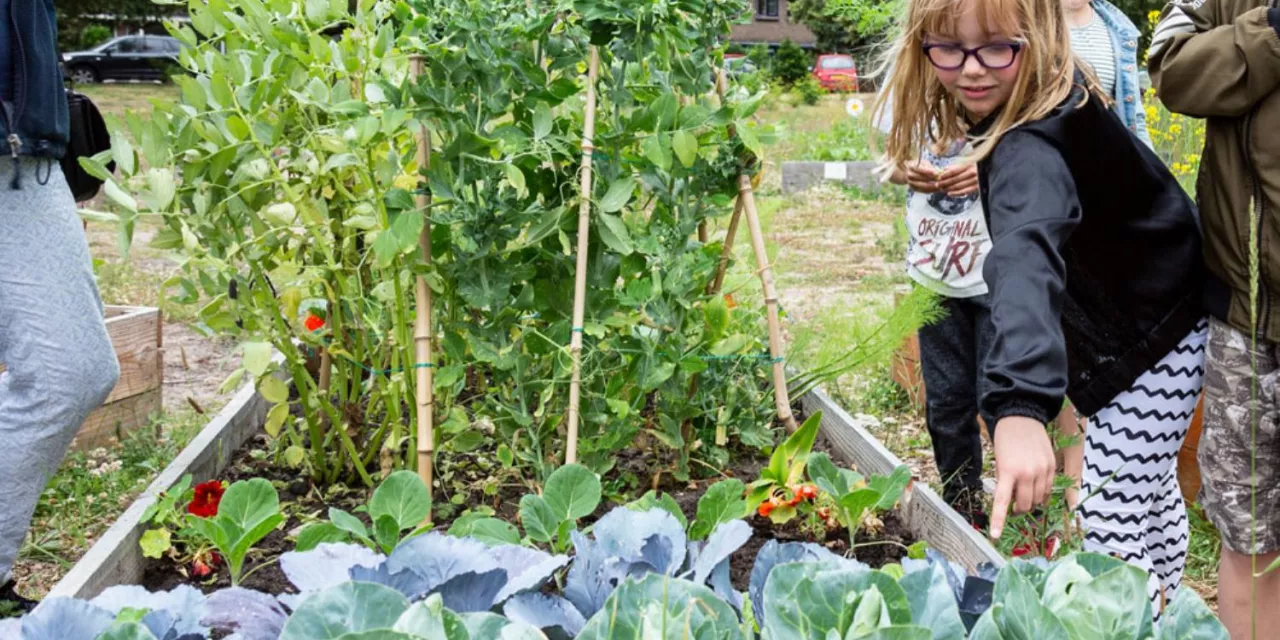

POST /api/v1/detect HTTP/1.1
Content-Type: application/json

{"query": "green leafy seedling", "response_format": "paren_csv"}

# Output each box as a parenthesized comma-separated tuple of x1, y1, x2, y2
(186, 478, 284, 585)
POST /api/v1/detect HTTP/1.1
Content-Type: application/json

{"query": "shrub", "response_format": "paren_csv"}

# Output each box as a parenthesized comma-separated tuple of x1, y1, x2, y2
(796, 75, 823, 105)
(80, 24, 113, 49)
(773, 39, 812, 86)
(747, 43, 773, 75)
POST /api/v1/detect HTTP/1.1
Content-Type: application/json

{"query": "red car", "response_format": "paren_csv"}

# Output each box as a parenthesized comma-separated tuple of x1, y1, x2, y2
(812, 54, 859, 93)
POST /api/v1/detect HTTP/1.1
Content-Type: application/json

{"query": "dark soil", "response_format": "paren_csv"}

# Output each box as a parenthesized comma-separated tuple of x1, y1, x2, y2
(139, 405, 915, 595)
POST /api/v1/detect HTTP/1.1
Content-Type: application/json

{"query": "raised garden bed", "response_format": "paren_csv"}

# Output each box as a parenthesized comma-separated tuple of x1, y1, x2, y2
(28, 380, 1230, 640)
(780, 160, 882, 195)
(49, 376, 1000, 601)
(47, 377, 269, 601)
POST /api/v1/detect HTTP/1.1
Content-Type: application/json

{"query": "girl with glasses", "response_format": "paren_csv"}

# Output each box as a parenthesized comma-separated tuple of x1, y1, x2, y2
(874, 0, 1208, 618)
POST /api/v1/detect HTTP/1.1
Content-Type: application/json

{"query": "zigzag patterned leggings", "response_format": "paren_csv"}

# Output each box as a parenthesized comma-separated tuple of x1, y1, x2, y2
(1079, 318, 1207, 616)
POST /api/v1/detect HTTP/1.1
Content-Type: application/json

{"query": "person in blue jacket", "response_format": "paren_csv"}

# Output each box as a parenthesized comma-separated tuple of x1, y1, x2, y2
(0, 0, 120, 612)
(1065, 0, 1152, 146)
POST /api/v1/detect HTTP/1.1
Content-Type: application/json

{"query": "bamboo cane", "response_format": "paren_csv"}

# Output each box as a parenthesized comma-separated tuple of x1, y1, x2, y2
(736, 173, 796, 430)
(715, 65, 797, 431)
(410, 55, 435, 523)
(566, 46, 601, 465)
(708, 196, 743, 295)
(708, 66, 741, 296)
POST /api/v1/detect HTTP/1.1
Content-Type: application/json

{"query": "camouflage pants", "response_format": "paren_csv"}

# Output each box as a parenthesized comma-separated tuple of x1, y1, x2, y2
(1200, 317, 1280, 555)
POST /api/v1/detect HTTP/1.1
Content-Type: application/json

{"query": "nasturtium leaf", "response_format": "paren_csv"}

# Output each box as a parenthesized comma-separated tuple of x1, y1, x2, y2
(140, 528, 172, 559)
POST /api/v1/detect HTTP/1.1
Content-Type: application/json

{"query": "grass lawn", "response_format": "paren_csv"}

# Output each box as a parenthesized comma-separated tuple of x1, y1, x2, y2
(77, 83, 180, 122)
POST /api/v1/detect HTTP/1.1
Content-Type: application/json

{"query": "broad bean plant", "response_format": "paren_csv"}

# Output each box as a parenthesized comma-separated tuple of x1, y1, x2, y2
(93, 0, 781, 488)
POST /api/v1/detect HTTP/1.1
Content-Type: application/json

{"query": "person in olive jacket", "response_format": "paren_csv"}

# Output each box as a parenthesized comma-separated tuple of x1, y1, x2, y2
(0, 0, 120, 611)
(1150, 1, 1280, 637)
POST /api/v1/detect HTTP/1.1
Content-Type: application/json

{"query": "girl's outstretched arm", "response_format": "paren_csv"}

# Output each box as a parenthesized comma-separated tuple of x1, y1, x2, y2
(979, 131, 1081, 538)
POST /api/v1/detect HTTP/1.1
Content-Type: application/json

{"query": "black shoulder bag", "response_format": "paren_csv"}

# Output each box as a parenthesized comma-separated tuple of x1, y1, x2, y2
(62, 88, 115, 202)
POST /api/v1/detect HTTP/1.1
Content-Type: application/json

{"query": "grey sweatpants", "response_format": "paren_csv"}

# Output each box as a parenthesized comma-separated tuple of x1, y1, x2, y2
(0, 159, 119, 579)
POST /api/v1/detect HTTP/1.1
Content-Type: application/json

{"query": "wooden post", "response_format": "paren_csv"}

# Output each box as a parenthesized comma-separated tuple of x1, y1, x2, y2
(410, 55, 435, 523)
(566, 46, 601, 465)
(715, 65, 797, 431)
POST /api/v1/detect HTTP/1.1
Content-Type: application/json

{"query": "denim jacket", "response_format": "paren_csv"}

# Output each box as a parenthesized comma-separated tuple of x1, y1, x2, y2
(0, 0, 69, 161)
(1092, 0, 1152, 147)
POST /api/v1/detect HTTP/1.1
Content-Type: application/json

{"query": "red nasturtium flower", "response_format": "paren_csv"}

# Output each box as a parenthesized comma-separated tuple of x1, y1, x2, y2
(187, 480, 225, 518)
(724, 294, 737, 309)
(304, 312, 325, 332)
(795, 485, 819, 501)
(1011, 543, 1032, 557)
(758, 496, 780, 517)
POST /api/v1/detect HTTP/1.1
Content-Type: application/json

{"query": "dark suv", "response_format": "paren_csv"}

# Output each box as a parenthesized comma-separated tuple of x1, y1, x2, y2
(61, 35, 185, 84)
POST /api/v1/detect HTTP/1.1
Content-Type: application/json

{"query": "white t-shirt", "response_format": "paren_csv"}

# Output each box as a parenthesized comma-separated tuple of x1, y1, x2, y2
(874, 102, 992, 298)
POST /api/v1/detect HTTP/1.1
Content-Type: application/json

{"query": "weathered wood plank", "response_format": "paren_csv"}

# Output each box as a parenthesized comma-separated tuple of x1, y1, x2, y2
(48, 379, 269, 600)
(802, 387, 1005, 574)
(73, 389, 162, 450)
(101, 306, 163, 404)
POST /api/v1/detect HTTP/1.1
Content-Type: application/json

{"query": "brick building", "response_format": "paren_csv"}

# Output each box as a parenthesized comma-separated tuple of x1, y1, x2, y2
(730, 0, 817, 48)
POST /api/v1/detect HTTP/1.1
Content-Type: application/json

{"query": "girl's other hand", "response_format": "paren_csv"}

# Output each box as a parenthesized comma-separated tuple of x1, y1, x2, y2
(905, 160, 941, 192)
(937, 163, 979, 196)
(989, 415, 1056, 540)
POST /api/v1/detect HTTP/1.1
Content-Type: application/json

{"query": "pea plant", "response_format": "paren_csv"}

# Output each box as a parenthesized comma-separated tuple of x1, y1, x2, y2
(95, 0, 782, 489)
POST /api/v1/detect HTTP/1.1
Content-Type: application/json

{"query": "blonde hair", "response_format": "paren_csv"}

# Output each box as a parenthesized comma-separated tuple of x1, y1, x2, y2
(871, 0, 1100, 171)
